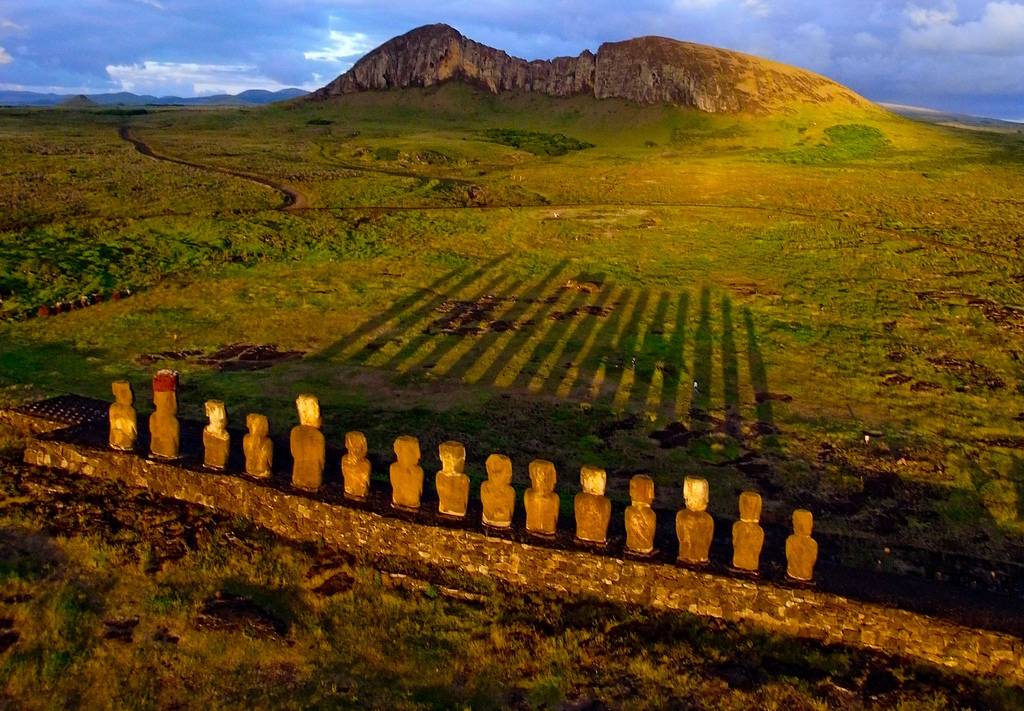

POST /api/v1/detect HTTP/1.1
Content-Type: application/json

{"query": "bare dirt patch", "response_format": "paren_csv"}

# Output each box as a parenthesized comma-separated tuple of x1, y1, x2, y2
(968, 298, 1024, 336)
(927, 356, 1006, 390)
(137, 343, 304, 371)
(427, 291, 612, 336)
(196, 592, 288, 637)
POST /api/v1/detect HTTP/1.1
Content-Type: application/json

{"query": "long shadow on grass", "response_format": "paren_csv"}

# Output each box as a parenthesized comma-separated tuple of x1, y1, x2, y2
(633, 291, 673, 415)
(542, 283, 622, 399)
(690, 286, 714, 425)
(722, 295, 742, 439)
(312, 269, 782, 440)
(387, 267, 516, 373)
(508, 276, 607, 390)
(437, 259, 572, 383)
(661, 291, 691, 419)
(743, 308, 776, 444)
(596, 288, 653, 410)
(529, 279, 621, 397)
(316, 254, 508, 366)
(568, 286, 637, 402)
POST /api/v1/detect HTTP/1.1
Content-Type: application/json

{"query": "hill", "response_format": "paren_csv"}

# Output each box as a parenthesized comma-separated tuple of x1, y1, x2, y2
(309, 23, 870, 113)
(58, 94, 98, 108)
(0, 87, 308, 108)
(881, 102, 1024, 134)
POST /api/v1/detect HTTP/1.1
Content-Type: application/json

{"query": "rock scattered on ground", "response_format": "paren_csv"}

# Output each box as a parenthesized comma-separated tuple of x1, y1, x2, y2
(137, 343, 304, 372)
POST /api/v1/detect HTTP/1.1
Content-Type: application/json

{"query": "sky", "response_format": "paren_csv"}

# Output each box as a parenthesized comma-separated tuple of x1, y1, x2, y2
(1, 1, 1023, 119)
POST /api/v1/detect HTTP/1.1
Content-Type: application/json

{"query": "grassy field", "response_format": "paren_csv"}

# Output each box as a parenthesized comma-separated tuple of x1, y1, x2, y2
(1, 85, 1023, 577)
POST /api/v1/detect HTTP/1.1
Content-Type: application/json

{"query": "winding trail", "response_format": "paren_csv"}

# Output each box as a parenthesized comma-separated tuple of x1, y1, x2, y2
(118, 126, 308, 210)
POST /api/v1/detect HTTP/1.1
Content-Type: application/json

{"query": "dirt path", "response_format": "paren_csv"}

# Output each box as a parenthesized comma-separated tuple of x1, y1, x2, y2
(119, 126, 308, 211)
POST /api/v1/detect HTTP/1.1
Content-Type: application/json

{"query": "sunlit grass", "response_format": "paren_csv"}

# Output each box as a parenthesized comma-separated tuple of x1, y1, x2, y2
(1, 84, 1023, 564)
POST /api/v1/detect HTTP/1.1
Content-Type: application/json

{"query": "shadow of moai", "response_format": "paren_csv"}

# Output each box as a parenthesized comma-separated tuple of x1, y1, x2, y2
(743, 307, 778, 447)
(690, 286, 714, 425)
(722, 296, 742, 439)
(317, 270, 786, 447)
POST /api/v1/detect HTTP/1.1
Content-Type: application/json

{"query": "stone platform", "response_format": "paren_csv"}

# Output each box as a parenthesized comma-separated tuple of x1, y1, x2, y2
(20, 430, 1024, 682)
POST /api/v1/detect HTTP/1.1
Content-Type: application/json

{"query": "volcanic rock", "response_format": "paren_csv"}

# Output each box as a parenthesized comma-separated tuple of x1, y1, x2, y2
(310, 23, 869, 114)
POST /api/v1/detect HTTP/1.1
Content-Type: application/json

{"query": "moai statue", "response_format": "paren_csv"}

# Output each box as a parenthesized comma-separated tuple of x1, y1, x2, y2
(480, 453, 515, 528)
(203, 400, 230, 470)
(149, 370, 180, 460)
(732, 491, 765, 573)
(676, 476, 714, 565)
(108, 380, 137, 451)
(341, 431, 371, 500)
(243, 413, 273, 478)
(625, 475, 657, 556)
(436, 441, 470, 518)
(786, 509, 819, 582)
(390, 435, 424, 510)
(524, 459, 559, 536)
(574, 466, 611, 545)
(290, 394, 325, 491)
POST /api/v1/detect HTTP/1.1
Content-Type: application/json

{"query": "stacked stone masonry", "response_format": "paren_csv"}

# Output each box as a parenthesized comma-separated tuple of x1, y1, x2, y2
(22, 437, 1024, 682)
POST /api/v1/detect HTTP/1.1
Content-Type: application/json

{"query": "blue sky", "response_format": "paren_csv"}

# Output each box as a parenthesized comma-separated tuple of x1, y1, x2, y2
(1, 1, 1023, 118)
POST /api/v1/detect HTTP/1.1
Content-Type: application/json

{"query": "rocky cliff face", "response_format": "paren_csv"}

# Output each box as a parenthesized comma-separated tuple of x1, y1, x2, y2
(310, 24, 868, 113)
(314, 25, 595, 98)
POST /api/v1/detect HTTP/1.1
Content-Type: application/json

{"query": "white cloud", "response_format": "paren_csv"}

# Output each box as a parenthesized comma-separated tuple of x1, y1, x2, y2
(769, 22, 833, 71)
(906, 2, 958, 28)
(672, 0, 723, 8)
(853, 31, 885, 49)
(132, 0, 165, 9)
(0, 46, 11, 65)
(0, 80, 104, 93)
(903, 1, 1024, 55)
(304, 30, 373, 62)
(0, 18, 25, 32)
(741, 0, 771, 18)
(106, 61, 316, 95)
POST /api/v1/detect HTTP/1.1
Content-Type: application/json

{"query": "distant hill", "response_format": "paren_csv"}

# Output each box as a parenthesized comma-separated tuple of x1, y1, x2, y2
(880, 103, 1023, 134)
(0, 87, 308, 108)
(310, 23, 871, 114)
(59, 94, 98, 108)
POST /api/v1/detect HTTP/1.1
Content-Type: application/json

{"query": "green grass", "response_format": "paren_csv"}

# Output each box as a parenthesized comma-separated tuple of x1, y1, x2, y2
(1, 84, 1023, 569)
(767, 123, 891, 163)
(482, 128, 595, 156)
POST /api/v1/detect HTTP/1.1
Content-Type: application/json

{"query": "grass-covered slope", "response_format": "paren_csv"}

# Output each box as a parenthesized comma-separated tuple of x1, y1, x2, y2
(1, 85, 1024, 575)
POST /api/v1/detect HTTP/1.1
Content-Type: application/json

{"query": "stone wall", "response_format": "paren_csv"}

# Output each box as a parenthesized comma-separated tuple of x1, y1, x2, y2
(22, 436, 1024, 682)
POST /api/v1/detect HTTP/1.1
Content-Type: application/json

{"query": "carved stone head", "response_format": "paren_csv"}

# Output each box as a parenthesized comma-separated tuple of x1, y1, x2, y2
(580, 466, 606, 496)
(629, 475, 654, 506)
(112, 380, 133, 405)
(793, 509, 814, 536)
(486, 453, 512, 485)
(439, 441, 466, 474)
(394, 435, 420, 466)
(246, 413, 268, 437)
(683, 476, 709, 512)
(528, 459, 556, 494)
(739, 491, 762, 523)
(345, 431, 368, 458)
(295, 394, 321, 428)
(205, 400, 227, 433)
(153, 390, 177, 414)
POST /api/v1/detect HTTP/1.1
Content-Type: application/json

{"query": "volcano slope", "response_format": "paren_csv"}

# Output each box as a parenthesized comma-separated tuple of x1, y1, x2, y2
(1, 41, 1024, 704)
